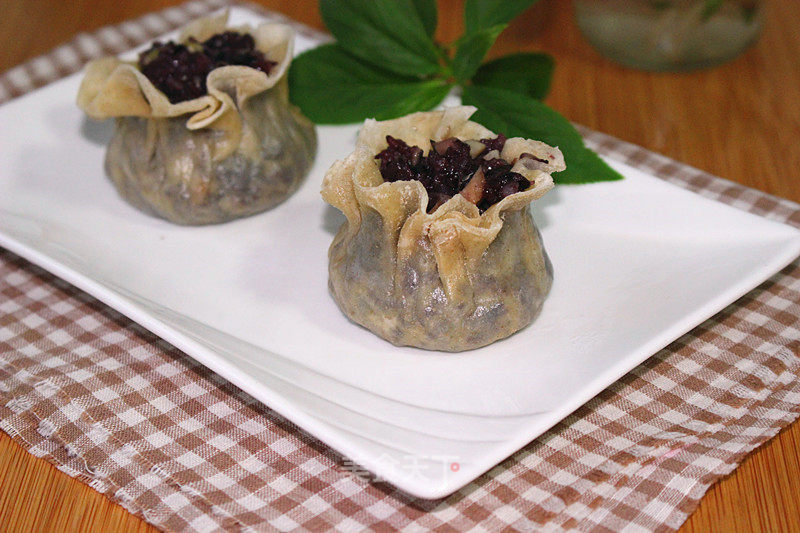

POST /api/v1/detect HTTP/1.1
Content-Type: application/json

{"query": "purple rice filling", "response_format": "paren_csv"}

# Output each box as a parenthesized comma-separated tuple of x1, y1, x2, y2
(375, 134, 536, 213)
(138, 31, 277, 104)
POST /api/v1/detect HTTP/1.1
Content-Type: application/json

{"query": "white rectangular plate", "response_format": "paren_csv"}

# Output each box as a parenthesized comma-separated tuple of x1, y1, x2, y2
(2, 8, 800, 499)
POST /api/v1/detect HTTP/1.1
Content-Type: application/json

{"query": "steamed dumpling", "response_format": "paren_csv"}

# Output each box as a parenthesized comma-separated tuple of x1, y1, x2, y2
(322, 107, 564, 351)
(77, 11, 316, 225)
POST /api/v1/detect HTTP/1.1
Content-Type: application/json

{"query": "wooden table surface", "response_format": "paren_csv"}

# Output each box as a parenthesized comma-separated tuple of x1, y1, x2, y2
(1, 1, 799, 531)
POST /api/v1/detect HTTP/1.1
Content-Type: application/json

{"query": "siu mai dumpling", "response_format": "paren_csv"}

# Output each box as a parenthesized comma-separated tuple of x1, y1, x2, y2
(77, 11, 316, 225)
(322, 107, 564, 352)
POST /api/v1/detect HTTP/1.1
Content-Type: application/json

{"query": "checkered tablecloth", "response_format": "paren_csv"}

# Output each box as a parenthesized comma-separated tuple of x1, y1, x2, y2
(2, 1, 799, 531)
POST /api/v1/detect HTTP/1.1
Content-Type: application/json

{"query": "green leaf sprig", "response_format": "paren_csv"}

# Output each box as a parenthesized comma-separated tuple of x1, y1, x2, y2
(288, 0, 622, 184)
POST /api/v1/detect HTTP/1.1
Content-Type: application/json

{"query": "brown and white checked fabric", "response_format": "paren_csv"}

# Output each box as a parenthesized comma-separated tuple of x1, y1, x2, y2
(2, 1, 800, 531)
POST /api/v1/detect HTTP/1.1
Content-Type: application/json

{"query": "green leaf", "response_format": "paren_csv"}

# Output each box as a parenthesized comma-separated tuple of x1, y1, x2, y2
(461, 85, 623, 184)
(451, 23, 506, 82)
(288, 44, 451, 124)
(411, 0, 438, 36)
(319, 0, 441, 77)
(464, 0, 539, 34)
(472, 52, 554, 100)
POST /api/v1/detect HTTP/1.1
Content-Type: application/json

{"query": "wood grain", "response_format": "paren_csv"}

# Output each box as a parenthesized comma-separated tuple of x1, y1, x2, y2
(1, 0, 799, 531)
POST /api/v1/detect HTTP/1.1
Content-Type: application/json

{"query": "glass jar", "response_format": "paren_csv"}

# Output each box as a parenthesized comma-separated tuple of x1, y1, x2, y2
(574, 0, 764, 71)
